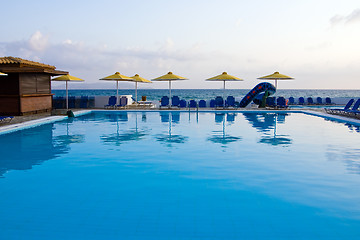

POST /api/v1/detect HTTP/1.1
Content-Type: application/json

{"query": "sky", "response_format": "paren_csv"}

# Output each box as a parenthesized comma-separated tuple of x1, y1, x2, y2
(1, 0, 360, 89)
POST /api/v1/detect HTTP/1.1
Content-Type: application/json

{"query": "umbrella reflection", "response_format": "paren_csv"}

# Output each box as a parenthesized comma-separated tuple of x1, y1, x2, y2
(155, 112, 188, 146)
(243, 112, 292, 146)
(53, 118, 85, 145)
(207, 113, 241, 146)
(101, 113, 148, 146)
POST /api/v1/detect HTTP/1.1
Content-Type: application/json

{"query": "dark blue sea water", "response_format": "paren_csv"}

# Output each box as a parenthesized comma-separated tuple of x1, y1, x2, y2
(52, 89, 360, 101)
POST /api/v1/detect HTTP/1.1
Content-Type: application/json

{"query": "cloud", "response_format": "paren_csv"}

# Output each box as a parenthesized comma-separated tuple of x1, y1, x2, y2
(330, 8, 360, 27)
(28, 31, 49, 51)
(0, 31, 227, 88)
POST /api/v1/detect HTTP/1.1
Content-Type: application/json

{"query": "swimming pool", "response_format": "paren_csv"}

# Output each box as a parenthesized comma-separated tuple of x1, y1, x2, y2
(1, 111, 360, 239)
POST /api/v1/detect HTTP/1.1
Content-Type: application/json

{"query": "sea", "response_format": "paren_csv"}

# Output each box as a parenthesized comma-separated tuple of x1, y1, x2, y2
(52, 89, 360, 101)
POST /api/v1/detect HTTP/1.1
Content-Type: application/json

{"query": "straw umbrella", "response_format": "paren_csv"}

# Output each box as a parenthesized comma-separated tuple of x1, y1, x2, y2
(99, 72, 134, 101)
(52, 74, 84, 110)
(257, 71, 293, 89)
(152, 72, 188, 105)
(206, 72, 243, 99)
(130, 74, 152, 103)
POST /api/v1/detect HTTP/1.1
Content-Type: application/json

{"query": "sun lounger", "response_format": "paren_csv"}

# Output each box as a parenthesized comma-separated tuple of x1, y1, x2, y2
(316, 97, 323, 105)
(117, 96, 128, 108)
(189, 100, 197, 108)
(80, 96, 88, 108)
(171, 96, 180, 107)
(326, 99, 354, 114)
(105, 96, 117, 108)
(68, 96, 76, 108)
(215, 96, 224, 108)
(288, 97, 295, 105)
(160, 96, 170, 108)
(0, 116, 14, 123)
(307, 97, 314, 105)
(179, 99, 187, 108)
(276, 97, 288, 109)
(226, 96, 235, 108)
(198, 100, 206, 108)
(325, 97, 332, 105)
(299, 97, 305, 105)
(345, 99, 360, 116)
(266, 97, 276, 108)
(53, 96, 65, 109)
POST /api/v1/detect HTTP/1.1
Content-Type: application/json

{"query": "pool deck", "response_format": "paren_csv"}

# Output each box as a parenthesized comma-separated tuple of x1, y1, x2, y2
(1, 108, 360, 135)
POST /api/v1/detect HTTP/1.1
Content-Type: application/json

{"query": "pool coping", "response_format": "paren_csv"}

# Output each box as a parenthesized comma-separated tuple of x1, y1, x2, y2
(0, 110, 91, 135)
(1, 109, 359, 135)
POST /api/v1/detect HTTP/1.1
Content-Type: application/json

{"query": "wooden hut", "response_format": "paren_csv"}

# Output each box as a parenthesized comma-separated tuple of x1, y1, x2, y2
(0, 56, 68, 115)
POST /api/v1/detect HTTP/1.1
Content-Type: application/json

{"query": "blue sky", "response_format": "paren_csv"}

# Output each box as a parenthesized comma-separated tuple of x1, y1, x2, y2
(1, 0, 360, 89)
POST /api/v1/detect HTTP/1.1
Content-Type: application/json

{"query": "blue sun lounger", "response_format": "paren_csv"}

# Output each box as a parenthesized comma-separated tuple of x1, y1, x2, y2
(326, 99, 354, 114)
(298, 97, 305, 105)
(325, 97, 332, 105)
(179, 99, 187, 108)
(198, 100, 206, 108)
(307, 97, 314, 105)
(189, 100, 197, 108)
(288, 97, 295, 105)
(160, 96, 170, 108)
(105, 96, 117, 108)
(171, 96, 180, 107)
(0, 116, 14, 123)
(316, 97, 323, 105)
(345, 99, 360, 116)
(226, 96, 235, 108)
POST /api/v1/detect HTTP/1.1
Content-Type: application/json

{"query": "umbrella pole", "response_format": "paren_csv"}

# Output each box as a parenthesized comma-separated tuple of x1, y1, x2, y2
(223, 80, 226, 100)
(169, 81, 172, 106)
(275, 79, 278, 89)
(116, 80, 119, 104)
(135, 82, 138, 104)
(66, 81, 69, 110)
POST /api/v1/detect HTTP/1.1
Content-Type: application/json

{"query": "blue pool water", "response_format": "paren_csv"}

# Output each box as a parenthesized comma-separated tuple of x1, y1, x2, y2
(1, 111, 360, 239)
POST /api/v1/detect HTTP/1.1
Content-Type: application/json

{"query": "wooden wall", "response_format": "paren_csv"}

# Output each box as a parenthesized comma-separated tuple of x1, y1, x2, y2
(0, 73, 53, 115)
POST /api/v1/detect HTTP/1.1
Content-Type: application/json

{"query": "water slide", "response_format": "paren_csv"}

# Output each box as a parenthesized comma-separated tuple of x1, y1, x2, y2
(239, 82, 276, 108)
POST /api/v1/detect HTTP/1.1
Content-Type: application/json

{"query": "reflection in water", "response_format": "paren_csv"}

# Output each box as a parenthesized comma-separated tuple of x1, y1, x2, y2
(53, 118, 85, 145)
(101, 112, 149, 146)
(0, 119, 84, 177)
(243, 112, 292, 146)
(207, 113, 241, 146)
(155, 112, 188, 147)
(327, 146, 360, 174)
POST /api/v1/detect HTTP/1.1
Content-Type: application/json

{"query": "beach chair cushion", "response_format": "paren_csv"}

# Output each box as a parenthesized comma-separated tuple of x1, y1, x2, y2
(226, 96, 235, 107)
(179, 99, 187, 108)
(316, 97, 322, 104)
(160, 96, 169, 107)
(307, 97, 314, 104)
(105, 96, 117, 108)
(189, 100, 197, 108)
(171, 96, 180, 106)
(325, 97, 332, 104)
(299, 97, 305, 105)
(288, 97, 295, 105)
(215, 96, 224, 107)
(80, 96, 88, 108)
(199, 100, 206, 108)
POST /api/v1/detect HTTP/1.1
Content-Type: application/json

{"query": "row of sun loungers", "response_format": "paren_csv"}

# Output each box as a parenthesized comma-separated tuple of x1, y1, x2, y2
(53, 96, 93, 109)
(288, 97, 332, 105)
(160, 96, 239, 108)
(325, 99, 360, 118)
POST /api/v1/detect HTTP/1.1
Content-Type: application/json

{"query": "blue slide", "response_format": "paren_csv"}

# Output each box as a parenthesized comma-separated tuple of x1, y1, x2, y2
(239, 82, 276, 108)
